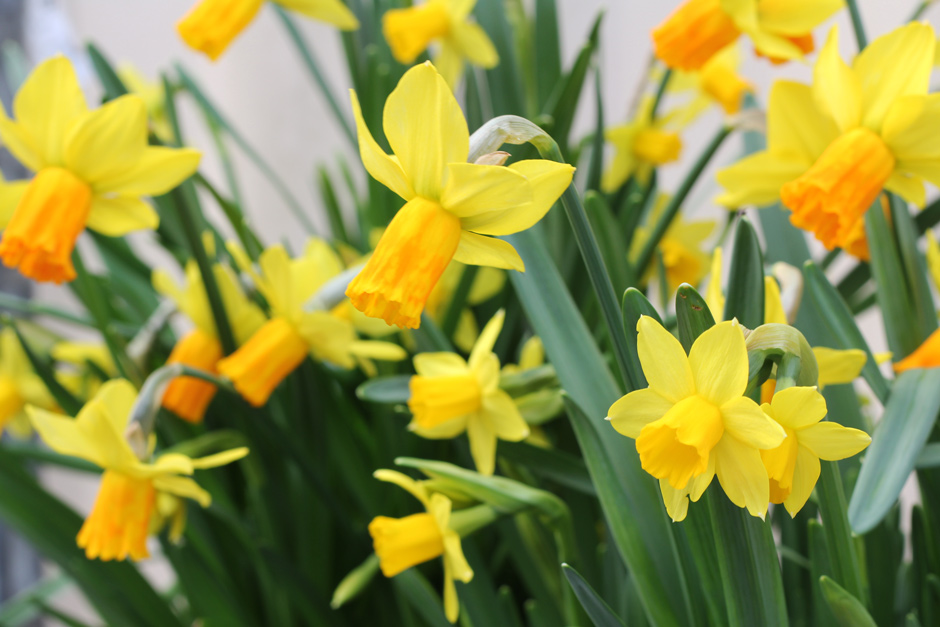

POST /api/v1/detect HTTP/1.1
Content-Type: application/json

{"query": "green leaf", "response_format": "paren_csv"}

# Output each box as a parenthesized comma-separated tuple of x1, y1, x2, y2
(562, 564, 626, 627)
(675, 284, 716, 353)
(393, 569, 452, 627)
(816, 460, 867, 606)
(6, 321, 82, 415)
(86, 43, 129, 100)
(533, 0, 562, 108)
(500, 441, 594, 496)
(621, 288, 662, 390)
(356, 375, 411, 404)
(723, 217, 765, 328)
(0, 574, 70, 626)
(819, 576, 877, 627)
(849, 369, 940, 533)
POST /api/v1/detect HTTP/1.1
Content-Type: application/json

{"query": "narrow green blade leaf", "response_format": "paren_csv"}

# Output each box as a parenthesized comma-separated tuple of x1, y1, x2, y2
(819, 576, 877, 627)
(675, 284, 716, 353)
(562, 564, 626, 627)
(356, 375, 411, 404)
(621, 287, 662, 390)
(723, 217, 764, 328)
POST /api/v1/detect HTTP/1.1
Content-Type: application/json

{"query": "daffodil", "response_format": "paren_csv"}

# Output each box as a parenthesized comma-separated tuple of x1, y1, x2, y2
(383, 0, 498, 87)
(52, 341, 117, 400)
(407, 310, 529, 475)
(347, 62, 573, 329)
(652, 0, 842, 71)
(813, 347, 866, 389)
(670, 44, 753, 118)
(0, 328, 55, 437)
(28, 379, 248, 561)
(760, 386, 870, 516)
(368, 469, 472, 623)
(218, 239, 406, 406)
(717, 24, 939, 260)
(424, 261, 505, 352)
(631, 194, 715, 292)
(602, 96, 682, 192)
(607, 317, 786, 521)
(153, 253, 266, 422)
(117, 64, 173, 141)
(0, 56, 200, 283)
(177, 0, 358, 61)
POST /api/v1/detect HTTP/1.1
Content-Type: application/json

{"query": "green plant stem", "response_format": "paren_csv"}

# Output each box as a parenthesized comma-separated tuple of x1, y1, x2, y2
(274, 6, 356, 149)
(846, 0, 868, 49)
(440, 265, 479, 341)
(536, 141, 634, 392)
(635, 126, 732, 275)
(0, 293, 94, 327)
(650, 68, 672, 118)
(909, 1, 931, 21)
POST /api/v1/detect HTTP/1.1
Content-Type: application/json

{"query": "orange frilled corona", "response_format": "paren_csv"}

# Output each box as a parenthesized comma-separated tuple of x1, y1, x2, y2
(383, 1, 451, 64)
(77, 470, 156, 561)
(161, 329, 223, 423)
(894, 328, 940, 373)
(652, 0, 739, 71)
(0, 167, 93, 284)
(216, 317, 309, 407)
(346, 198, 463, 329)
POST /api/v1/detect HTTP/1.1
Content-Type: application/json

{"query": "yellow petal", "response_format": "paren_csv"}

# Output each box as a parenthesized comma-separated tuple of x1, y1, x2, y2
(469, 309, 505, 370)
(467, 414, 497, 475)
(64, 95, 148, 186)
(440, 163, 531, 218)
(720, 396, 786, 449)
(746, 30, 806, 63)
(414, 352, 470, 377)
(460, 160, 575, 235)
(448, 21, 499, 68)
(452, 232, 524, 271)
(768, 81, 840, 161)
(884, 171, 926, 208)
(272, 0, 360, 29)
(93, 147, 201, 196)
(763, 276, 787, 324)
(713, 434, 770, 517)
(797, 421, 871, 460)
(813, 347, 866, 388)
(715, 151, 808, 208)
(411, 414, 469, 439)
(755, 0, 841, 35)
(481, 391, 529, 441)
(882, 94, 940, 161)
(152, 475, 211, 507)
(0, 178, 28, 229)
(854, 23, 935, 131)
(706, 248, 725, 320)
(0, 110, 42, 172)
(349, 90, 414, 201)
(688, 320, 748, 406)
(783, 446, 821, 517)
(636, 315, 695, 403)
(607, 388, 674, 439)
(769, 386, 828, 428)
(94, 379, 138, 436)
(659, 479, 690, 523)
(13, 55, 88, 168)
(813, 26, 861, 134)
(350, 340, 408, 362)
(373, 468, 430, 506)
(85, 196, 159, 236)
(189, 447, 249, 469)
(383, 62, 468, 199)
(442, 531, 473, 621)
(27, 405, 99, 462)
(434, 42, 465, 90)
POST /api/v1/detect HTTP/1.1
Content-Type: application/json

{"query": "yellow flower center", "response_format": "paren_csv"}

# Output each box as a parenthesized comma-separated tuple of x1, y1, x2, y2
(633, 129, 682, 166)
(781, 128, 895, 261)
(0, 167, 92, 284)
(659, 236, 703, 291)
(636, 395, 724, 490)
(409, 373, 482, 429)
(761, 426, 798, 504)
(77, 470, 156, 561)
(217, 317, 309, 407)
(162, 328, 223, 423)
(369, 513, 445, 577)
(652, 0, 740, 70)
(700, 62, 751, 114)
(177, 0, 264, 61)
(383, 1, 452, 64)
(346, 198, 463, 329)
(0, 376, 23, 431)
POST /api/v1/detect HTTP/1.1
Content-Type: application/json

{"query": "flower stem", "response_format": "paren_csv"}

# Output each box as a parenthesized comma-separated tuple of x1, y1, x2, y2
(846, 0, 869, 49)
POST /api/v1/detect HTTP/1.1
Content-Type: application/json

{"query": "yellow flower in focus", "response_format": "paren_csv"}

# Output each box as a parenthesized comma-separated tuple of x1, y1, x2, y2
(177, 0, 358, 61)
(670, 44, 753, 118)
(425, 261, 506, 352)
(607, 317, 785, 521)
(631, 194, 715, 292)
(717, 24, 940, 260)
(652, 0, 842, 70)
(347, 62, 574, 329)
(218, 240, 406, 406)
(117, 65, 173, 141)
(760, 386, 870, 516)
(0, 328, 55, 437)
(0, 56, 200, 283)
(369, 469, 472, 623)
(602, 97, 682, 192)
(154, 254, 266, 422)
(408, 310, 529, 475)
(383, 0, 498, 87)
(28, 379, 248, 561)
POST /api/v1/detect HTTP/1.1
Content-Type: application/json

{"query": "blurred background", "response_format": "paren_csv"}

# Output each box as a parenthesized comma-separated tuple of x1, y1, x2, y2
(0, 0, 932, 623)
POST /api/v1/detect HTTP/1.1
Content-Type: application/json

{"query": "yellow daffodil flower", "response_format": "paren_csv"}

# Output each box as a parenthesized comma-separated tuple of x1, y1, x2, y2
(652, 0, 842, 70)
(813, 347, 866, 389)
(218, 239, 406, 406)
(383, 0, 498, 87)
(0, 56, 200, 283)
(760, 386, 870, 516)
(631, 194, 715, 292)
(52, 341, 117, 401)
(424, 261, 505, 352)
(150, 492, 187, 544)
(408, 310, 529, 475)
(28, 379, 248, 561)
(177, 0, 358, 61)
(369, 469, 472, 623)
(670, 44, 753, 118)
(153, 255, 266, 422)
(117, 64, 173, 142)
(602, 96, 682, 192)
(0, 328, 55, 437)
(346, 62, 574, 329)
(717, 24, 939, 260)
(607, 317, 786, 521)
